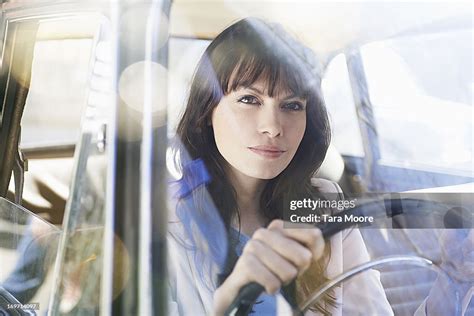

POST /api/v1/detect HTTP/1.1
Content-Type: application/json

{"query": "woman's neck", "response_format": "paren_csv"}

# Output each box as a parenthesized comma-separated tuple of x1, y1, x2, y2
(227, 166, 267, 236)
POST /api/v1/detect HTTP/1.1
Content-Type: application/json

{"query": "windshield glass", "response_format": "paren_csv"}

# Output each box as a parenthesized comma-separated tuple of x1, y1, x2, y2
(21, 39, 94, 148)
(361, 29, 473, 175)
(2, 2, 472, 316)
(0, 198, 60, 315)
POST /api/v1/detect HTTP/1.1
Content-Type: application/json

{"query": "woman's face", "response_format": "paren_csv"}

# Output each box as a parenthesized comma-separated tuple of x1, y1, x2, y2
(211, 80, 307, 180)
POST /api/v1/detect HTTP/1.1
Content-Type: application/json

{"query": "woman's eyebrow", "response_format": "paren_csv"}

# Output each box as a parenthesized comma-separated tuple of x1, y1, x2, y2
(281, 94, 303, 101)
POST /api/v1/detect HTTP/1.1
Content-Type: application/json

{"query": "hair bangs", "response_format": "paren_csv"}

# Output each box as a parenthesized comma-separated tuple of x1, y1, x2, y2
(223, 46, 317, 100)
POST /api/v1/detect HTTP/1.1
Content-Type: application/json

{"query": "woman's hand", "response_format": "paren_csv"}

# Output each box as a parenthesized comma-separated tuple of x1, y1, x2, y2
(213, 219, 325, 316)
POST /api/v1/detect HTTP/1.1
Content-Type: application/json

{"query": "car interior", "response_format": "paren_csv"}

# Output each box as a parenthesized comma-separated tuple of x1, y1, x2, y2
(0, 1, 472, 315)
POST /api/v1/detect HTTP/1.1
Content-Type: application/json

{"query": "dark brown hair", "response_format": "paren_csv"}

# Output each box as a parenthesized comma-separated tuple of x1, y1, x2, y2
(176, 17, 334, 314)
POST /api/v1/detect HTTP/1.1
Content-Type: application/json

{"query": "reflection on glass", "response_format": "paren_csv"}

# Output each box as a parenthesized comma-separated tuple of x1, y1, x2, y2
(322, 53, 365, 158)
(361, 29, 473, 175)
(21, 39, 94, 148)
(48, 58, 113, 314)
(0, 197, 61, 315)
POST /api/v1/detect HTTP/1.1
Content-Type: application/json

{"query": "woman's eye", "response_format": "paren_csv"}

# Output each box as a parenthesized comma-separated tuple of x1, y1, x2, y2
(283, 102, 305, 111)
(238, 95, 260, 105)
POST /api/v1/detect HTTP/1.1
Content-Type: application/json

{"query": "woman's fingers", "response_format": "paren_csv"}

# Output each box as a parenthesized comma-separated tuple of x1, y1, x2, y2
(243, 239, 298, 284)
(213, 251, 282, 315)
(233, 252, 282, 294)
(267, 219, 325, 262)
(253, 226, 314, 272)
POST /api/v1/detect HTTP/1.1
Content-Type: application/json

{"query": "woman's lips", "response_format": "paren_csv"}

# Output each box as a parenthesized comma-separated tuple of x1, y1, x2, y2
(248, 146, 286, 158)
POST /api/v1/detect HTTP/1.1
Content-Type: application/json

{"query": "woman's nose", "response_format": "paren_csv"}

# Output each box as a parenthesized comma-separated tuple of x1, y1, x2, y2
(257, 105, 282, 138)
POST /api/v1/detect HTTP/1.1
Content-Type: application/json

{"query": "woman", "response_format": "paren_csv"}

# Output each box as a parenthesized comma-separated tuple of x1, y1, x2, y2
(166, 17, 437, 315)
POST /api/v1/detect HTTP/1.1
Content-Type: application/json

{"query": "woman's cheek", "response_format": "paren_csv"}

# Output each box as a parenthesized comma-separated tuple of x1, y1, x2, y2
(286, 115, 306, 145)
(225, 105, 250, 140)
(212, 103, 248, 155)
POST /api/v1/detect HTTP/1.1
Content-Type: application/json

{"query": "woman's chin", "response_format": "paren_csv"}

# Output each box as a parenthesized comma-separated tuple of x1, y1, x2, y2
(244, 168, 285, 180)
